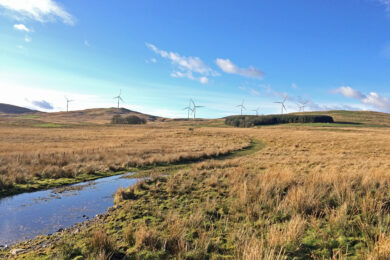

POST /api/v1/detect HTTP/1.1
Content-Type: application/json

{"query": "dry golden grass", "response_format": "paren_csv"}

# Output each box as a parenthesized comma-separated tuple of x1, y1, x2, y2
(110, 125, 390, 258)
(0, 125, 250, 189)
(4, 123, 390, 259)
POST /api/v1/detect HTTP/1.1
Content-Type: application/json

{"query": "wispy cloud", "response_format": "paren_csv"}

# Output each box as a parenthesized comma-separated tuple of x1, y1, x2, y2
(0, 0, 75, 25)
(84, 40, 90, 47)
(24, 35, 31, 43)
(307, 101, 362, 112)
(379, 0, 390, 12)
(333, 86, 364, 99)
(215, 58, 264, 79)
(29, 99, 54, 110)
(13, 23, 29, 32)
(145, 43, 218, 84)
(146, 58, 157, 63)
(333, 86, 390, 111)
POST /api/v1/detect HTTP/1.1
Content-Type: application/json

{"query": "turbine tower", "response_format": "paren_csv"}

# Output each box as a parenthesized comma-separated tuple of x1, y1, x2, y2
(296, 103, 304, 112)
(191, 99, 204, 120)
(113, 90, 124, 109)
(299, 100, 309, 112)
(65, 96, 74, 112)
(274, 96, 288, 114)
(183, 99, 193, 120)
(252, 106, 260, 116)
(236, 99, 246, 115)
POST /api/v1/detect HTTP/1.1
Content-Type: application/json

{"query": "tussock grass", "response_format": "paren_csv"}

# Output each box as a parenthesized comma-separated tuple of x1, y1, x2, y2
(0, 125, 249, 194)
(4, 125, 390, 259)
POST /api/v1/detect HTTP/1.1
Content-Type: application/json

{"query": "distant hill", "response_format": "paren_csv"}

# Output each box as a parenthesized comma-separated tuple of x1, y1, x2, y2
(293, 110, 390, 127)
(0, 106, 163, 126)
(39, 107, 163, 124)
(0, 103, 37, 114)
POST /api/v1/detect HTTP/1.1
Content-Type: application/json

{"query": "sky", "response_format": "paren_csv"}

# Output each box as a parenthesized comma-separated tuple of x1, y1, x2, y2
(1, 0, 390, 118)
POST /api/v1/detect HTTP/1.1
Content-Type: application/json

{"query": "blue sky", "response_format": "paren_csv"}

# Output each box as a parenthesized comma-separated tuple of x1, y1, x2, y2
(1, 0, 390, 118)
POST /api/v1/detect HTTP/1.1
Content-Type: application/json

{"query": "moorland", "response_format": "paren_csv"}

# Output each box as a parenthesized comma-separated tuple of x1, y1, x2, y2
(1, 105, 390, 259)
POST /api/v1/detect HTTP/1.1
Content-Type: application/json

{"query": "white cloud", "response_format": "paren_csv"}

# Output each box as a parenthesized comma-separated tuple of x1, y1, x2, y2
(334, 86, 364, 99)
(13, 23, 29, 32)
(334, 86, 390, 112)
(362, 92, 390, 110)
(199, 77, 209, 84)
(0, 0, 75, 25)
(170, 71, 209, 84)
(215, 58, 264, 79)
(24, 35, 31, 42)
(146, 43, 218, 84)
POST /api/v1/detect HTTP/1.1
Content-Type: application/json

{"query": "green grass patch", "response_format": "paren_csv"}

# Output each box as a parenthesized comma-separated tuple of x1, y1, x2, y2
(33, 123, 68, 128)
(17, 115, 40, 119)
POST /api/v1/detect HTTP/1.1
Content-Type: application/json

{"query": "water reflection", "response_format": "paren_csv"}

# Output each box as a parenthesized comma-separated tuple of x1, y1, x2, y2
(0, 173, 138, 245)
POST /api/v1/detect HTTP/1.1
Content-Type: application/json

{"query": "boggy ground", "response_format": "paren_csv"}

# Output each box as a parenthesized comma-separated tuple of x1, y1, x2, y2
(3, 124, 390, 259)
(0, 125, 250, 197)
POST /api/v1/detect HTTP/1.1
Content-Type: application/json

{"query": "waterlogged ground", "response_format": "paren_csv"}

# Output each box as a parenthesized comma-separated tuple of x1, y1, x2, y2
(0, 173, 140, 246)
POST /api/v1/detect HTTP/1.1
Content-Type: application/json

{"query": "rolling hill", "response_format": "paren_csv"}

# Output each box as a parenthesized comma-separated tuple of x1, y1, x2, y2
(0, 104, 163, 126)
(0, 103, 37, 114)
(293, 110, 390, 127)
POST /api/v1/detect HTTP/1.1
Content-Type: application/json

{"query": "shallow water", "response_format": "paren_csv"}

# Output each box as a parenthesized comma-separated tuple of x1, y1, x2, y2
(0, 173, 139, 245)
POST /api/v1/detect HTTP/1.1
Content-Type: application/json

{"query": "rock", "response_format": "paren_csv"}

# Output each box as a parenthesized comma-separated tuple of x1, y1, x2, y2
(11, 248, 25, 255)
(57, 228, 64, 232)
(73, 228, 80, 234)
(0, 244, 8, 250)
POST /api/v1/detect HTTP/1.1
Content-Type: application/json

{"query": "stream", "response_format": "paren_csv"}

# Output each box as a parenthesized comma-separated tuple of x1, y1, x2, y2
(0, 173, 140, 246)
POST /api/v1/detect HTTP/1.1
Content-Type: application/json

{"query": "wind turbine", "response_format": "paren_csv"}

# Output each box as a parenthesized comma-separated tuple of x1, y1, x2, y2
(113, 90, 124, 109)
(299, 100, 309, 112)
(236, 99, 246, 115)
(191, 100, 204, 119)
(296, 103, 304, 112)
(252, 106, 260, 116)
(65, 96, 74, 112)
(183, 99, 193, 120)
(274, 96, 288, 114)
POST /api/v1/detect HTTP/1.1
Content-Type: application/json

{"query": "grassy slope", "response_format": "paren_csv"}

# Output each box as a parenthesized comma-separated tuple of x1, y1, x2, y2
(0, 107, 164, 126)
(292, 110, 390, 127)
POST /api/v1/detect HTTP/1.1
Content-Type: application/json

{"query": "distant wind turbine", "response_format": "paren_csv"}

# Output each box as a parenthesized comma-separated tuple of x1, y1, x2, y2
(113, 90, 124, 109)
(274, 96, 288, 114)
(183, 99, 193, 119)
(65, 96, 74, 112)
(236, 99, 246, 115)
(298, 100, 309, 112)
(191, 99, 204, 119)
(296, 103, 304, 112)
(252, 106, 260, 116)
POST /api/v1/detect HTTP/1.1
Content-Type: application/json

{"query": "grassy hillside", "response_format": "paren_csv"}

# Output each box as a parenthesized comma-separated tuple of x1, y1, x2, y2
(0, 107, 163, 126)
(293, 110, 390, 127)
(0, 103, 36, 114)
